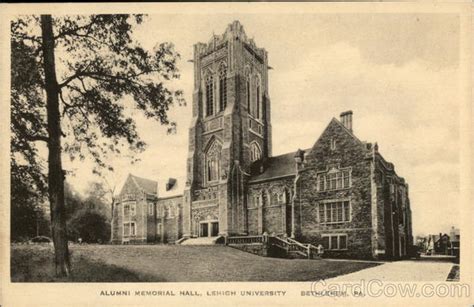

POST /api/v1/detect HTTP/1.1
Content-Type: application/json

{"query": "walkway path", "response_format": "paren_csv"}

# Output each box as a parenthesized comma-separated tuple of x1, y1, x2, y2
(179, 236, 219, 245)
(326, 259, 454, 282)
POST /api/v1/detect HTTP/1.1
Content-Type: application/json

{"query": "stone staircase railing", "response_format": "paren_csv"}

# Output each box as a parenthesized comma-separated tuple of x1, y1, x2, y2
(286, 237, 320, 259)
(226, 235, 321, 259)
(227, 235, 264, 245)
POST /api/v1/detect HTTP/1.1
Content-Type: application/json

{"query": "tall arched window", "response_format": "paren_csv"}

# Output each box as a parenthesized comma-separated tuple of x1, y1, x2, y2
(205, 140, 222, 183)
(283, 188, 289, 204)
(244, 67, 251, 113)
(205, 74, 214, 117)
(271, 192, 279, 205)
(250, 142, 262, 162)
(219, 64, 227, 112)
(255, 74, 262, 119)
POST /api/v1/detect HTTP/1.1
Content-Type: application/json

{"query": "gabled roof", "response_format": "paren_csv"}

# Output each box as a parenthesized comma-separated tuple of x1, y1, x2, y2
(250, 116, 373, 183)
(128, 174, 158, 195)
(309, 117, 367, 153)
(249, 149, 311, 183)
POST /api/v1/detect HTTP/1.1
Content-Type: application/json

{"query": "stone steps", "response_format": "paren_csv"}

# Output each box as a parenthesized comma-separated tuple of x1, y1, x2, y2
(179, 237, 219, 245)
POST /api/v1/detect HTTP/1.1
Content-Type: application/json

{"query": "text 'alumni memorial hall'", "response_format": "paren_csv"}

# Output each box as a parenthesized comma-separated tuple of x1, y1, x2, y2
(111, 21, 413, 260)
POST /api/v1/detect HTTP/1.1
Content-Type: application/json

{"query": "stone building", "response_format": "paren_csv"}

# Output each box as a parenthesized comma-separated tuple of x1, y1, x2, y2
(111, 174, 182, 244)
(111, 21, 413, 260)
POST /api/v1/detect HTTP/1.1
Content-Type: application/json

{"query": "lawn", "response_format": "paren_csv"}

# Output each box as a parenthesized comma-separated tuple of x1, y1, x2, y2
(11, 244, 379, 282)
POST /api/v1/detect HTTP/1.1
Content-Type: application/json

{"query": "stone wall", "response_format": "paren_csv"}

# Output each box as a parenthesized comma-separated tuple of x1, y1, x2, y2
(191, 202, 219, 236)
(374, 155, 412, 259)
(112, 176, 149, 244)
(247, 177, 293, 236)
(297, 120, 375, 259)
(183, 22, 271, 238)
(156, 196, 183, 243)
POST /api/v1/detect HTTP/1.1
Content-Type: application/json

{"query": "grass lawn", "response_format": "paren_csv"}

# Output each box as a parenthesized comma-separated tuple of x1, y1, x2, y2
(11, 244, 379, 282)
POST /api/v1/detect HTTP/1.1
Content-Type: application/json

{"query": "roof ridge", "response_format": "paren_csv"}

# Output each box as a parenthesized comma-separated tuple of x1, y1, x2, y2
(269, 147, 312, 159)
(130, 173, 157, 183)
(128, 173, 158, 195)
(128, 174, 142, 192)
(332, 117, 366, 147)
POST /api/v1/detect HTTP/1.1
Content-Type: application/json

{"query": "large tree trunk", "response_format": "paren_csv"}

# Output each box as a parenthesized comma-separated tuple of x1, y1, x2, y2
(110, 198, 114, 243)
(41, 15, 71, 277)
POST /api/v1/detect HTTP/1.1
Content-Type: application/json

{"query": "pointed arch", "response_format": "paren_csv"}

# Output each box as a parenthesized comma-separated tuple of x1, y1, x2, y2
(249, 141, 262, 162)
(264, 189, 271, 207)
(283, 187, 290, 204)
(252, 191, 261, 208)
(204, 137, 222, 183)
(271, 190, 279, 205)
(203, 135, 223, 153)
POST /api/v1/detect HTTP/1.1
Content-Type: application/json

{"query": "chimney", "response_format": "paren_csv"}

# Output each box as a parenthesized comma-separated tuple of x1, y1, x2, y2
(340, 110, 353, 132)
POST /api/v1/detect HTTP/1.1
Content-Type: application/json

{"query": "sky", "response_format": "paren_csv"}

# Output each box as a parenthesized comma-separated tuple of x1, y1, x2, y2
(63, 13, 461, 237)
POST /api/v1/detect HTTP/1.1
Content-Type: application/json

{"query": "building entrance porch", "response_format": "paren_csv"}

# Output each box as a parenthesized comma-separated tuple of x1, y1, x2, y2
(199, 220, 219, 237)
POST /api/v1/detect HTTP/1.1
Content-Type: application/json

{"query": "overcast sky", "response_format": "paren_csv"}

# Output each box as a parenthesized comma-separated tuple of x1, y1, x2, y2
(64, 13, 461, 237)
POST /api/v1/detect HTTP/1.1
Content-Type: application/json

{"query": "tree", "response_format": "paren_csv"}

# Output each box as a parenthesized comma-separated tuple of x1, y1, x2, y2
(11, 14, 184, 276)
(68, 211, 110, 243)
(64, 181, 84, 219)
(11, 18, 50, 242)
(62, 181, 111, 243)
(10, 171, 50, 241)
(82, 181, 111, 216)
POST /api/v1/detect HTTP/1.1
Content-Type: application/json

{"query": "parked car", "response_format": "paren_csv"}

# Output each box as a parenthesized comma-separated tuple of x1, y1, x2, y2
(30, 236, 52, 243)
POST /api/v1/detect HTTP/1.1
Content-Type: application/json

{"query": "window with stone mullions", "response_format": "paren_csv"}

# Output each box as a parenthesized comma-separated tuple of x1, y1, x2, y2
(318, 175, 325, 191)
(130, 202, 136, 216)
(219, 68, 227, 112)
(317, 169, 350, 191)
(205, 75, 214, 116)
(319, 201, 350, 223)
(328, 173, 337, 190)
(339, 235, 347, 249)
(247, 78, 251, 112)
(256, 83, 260, 119)
(323, 234, 348, 250)
(331, 236, 338, 250)
(206, 140, 221, 183)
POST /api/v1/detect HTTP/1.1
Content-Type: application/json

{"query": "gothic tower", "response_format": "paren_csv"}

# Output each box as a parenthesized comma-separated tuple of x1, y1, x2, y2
(183, 21, 272, 238)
